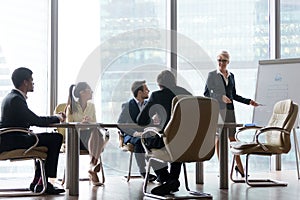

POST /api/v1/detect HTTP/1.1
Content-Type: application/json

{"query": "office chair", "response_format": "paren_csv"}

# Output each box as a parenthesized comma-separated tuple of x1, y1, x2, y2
(53, 103, 107, 185)
(230, 99, 298, 186)
(118, 131, 143, 182)
(0, 128, 47, 196)
(141, 96, 219, 199)
(53, 103, 67, 147)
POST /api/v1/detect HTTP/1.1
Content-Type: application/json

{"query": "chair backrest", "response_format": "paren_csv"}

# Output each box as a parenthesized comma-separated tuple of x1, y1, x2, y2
(171, 95, 191, 115)
(53, 103, 67, 142)
(266, 99, 298, 153)
(163, 96, 219, 162)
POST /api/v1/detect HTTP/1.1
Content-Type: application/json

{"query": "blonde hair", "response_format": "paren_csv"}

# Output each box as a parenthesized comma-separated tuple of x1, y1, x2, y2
(218, 50, 230, 60)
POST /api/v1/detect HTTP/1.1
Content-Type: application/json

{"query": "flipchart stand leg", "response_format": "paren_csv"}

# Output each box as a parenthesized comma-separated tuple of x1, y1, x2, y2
(293, 128, 300, 179)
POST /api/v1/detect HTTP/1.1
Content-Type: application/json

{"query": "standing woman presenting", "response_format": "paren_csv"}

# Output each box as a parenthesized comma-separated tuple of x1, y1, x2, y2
(204, 50, 259, 177)
(66, 82, 107, 186)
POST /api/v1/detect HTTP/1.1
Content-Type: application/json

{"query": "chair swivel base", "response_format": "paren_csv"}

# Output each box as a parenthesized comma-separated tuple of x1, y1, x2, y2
(0, 188, 45, 197)
(245, 178, 288, 187)
(0, 158, 47, 197)
(123, 175, 143, 180)
(230, 176, 288, 186)
(230, 155, 288, 187)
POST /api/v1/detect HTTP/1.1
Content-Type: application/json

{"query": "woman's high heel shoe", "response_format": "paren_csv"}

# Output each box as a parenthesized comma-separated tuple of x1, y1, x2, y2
(88, 170, 103, 186)
(235, 166, 245, 178)
(93, 163, 101, 173)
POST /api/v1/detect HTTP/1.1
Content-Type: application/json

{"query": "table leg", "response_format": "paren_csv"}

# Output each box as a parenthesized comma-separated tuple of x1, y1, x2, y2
(195, 162, 204, 184)
(219, 127, 228, 189)
(293, 128, 300, 179)
(66, 127, 79, 196)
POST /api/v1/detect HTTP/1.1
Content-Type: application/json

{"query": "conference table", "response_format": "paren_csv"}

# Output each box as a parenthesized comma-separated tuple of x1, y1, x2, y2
(51, 122, 243, 195)
(49, 122, 144, 196)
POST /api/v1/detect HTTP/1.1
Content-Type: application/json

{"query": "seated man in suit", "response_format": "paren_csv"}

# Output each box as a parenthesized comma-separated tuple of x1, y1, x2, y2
(137, 70, 192, 196)
(118, 80, 156, 181)
(0, 67, 65, 194)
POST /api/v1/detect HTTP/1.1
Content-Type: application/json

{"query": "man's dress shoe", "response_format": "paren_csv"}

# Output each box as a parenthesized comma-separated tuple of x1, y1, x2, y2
(151, 179, 180, 196)
(29, 182, 35, 192)
(34, 182, 65, 195)
(156, 175, 169, 184)
(141, 172, 157, 182)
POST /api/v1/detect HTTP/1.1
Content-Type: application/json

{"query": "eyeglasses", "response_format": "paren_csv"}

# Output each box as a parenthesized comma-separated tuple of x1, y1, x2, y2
(217, 59, 228, 63)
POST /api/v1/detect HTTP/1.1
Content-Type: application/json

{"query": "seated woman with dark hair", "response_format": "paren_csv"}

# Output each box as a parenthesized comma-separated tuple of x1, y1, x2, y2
(66, 82, 107, 186)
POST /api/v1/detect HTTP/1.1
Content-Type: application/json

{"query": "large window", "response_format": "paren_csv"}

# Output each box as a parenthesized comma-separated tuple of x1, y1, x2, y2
(58, 0, 168, 123)
(99, 0, 168, 122)
(0, 0, 50, 117)
(0, 0, 50, 177)
(57, 0, 300, 125)
(57, 0, 100, 106)
(177, 0, 269, 124)
(281, 0, 300, 58)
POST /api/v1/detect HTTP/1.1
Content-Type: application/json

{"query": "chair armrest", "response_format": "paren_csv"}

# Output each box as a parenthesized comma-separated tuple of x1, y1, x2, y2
(0, 128, 39, 155)
(255, 127, 290, 151)
(256, 126, 290, 135)
(141, 127, 164, 155)
(143, 127, 164, 137)
(234, 126, 263, 142)
(0, 127, 30, 133)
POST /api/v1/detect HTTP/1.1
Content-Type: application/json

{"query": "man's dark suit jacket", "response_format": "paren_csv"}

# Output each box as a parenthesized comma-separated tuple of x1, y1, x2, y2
(117, 98, 142, 144)
(0, 89, 62, 178)
(0, 89, 59, 128)
(137, 86, 192, 134)
(204, 70, 251, 110)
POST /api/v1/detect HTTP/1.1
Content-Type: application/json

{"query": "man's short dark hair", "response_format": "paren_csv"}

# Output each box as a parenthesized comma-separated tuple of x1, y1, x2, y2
(131, 80, 146, 97)
(11, 67, 33, 88)
(157, 70, 176, 89)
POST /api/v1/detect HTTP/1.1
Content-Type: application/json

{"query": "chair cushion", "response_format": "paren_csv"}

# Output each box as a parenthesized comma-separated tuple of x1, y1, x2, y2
(268, 99, 292, 128)
(231, 141, 285, 155)
(265, 99, 294, 150)
(0, 146, 48, 160)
